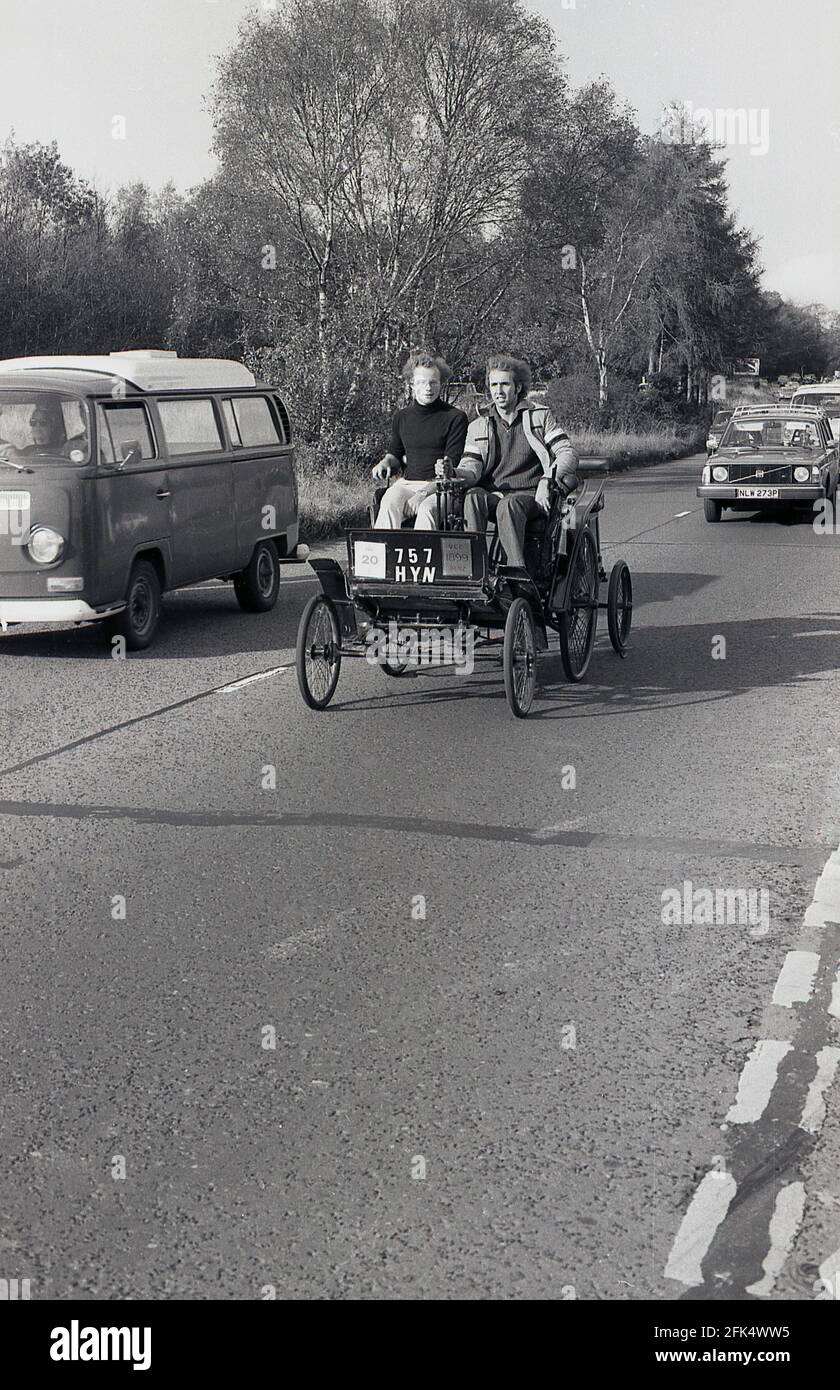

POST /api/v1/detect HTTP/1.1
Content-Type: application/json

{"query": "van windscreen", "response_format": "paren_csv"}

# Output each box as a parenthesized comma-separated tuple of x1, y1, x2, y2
(0, 391, 90, 465)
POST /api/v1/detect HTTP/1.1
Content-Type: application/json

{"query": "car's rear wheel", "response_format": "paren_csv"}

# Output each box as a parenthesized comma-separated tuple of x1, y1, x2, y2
(503, 596, 537, 717)
(558, 529, 598, 682)
(704, 498, 723, 523)
(233, 539, 280, 612)
(296, 595, 341, 709)
(103, 558, 161, 651)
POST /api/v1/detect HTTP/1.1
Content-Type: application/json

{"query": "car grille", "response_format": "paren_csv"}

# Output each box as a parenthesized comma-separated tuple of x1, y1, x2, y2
(727, 462, 793, 484)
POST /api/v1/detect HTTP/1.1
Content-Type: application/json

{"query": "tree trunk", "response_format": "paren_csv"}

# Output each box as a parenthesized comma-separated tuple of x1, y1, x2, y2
(598, 349, 608, 408)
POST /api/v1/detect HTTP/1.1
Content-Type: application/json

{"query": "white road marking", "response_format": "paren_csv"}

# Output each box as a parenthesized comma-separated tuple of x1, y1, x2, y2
(829, 969, 840, 1020)
(799, 1047, 840, 1134)
(745, 1183, 806, 1298)
(673, 510, 692, 518)
(816, 1247, 840, 1300)
(725, 1040, 792, 1124)
(772, 950, 820, 1007)
(216, 666, 290, 693)
(664, 1170, 737, 1287)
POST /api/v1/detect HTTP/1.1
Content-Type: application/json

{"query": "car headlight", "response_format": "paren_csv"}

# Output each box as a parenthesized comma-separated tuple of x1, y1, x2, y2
(793, 466, 810, 483)
(27, 526, 65, 564)
(712, 465, 728, 482)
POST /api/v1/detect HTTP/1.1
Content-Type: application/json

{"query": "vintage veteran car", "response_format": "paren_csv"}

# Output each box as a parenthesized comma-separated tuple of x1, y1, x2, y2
(697, 403, 838, 522)
(0, 351, 300, 648)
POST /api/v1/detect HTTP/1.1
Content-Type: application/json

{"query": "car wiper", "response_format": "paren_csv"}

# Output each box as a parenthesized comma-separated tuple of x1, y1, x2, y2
(0, 457, 33, 473)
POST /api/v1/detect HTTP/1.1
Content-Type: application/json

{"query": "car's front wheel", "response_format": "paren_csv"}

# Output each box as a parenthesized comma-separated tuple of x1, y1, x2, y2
(103, 558, 162, 651)
(704, 498, 723, 523)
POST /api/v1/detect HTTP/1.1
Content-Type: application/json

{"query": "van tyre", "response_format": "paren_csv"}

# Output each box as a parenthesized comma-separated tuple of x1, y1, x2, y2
(234, 540, 280, 612)
(704, 498, 723, 523)
(104, 559, 161, 651)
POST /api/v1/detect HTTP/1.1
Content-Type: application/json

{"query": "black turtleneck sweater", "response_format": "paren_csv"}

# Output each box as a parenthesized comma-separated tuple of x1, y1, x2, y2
(387, 398, 468, 481)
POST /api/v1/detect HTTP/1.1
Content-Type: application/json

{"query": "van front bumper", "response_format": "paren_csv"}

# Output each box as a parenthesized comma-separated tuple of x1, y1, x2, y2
(0, 598, 124, 630)
(696, 484, 824, 502)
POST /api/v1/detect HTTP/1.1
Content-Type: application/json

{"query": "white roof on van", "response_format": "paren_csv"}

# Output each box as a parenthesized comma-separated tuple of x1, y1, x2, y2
(791, 381, 840, 393)
(0, 351, 256, 391)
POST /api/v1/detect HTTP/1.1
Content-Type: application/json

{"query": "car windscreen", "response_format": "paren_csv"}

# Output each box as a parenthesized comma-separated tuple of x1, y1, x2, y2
(0, 391, 91, 464)
(790, 393, 840, 412)
(720, 417, 822, 449)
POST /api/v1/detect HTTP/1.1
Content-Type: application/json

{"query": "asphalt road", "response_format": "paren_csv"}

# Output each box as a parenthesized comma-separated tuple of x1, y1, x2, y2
(2, 452, 840, 1301)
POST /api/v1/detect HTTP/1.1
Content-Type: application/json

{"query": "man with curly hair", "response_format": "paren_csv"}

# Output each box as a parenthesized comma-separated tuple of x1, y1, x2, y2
(454, 355, 579, 568)
(372, 351, 468, 529)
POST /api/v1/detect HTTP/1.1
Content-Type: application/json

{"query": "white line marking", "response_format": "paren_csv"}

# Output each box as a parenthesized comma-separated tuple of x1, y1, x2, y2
(772, 950, 820, 1007)
(799, 1047, 840, 1134)
(816, 1247, 840, 1299)
(674, 510, 691, 518)
(216, 666, 290, 693)
(725, 1040, 792, 1124)
(664, 1170, 737, 1286)
(745, 1182, 806, 1297)
(829, 969, 840, 1020)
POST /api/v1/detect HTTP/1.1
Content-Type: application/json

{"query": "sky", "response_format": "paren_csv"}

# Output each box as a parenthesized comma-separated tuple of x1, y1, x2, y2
(0, 0, 838, 309)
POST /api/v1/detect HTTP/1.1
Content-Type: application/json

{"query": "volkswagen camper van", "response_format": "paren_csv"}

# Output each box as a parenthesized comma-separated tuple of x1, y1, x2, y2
(0, 351, 300, 648)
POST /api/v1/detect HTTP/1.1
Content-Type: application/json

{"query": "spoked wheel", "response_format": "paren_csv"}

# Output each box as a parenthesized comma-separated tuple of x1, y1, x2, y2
(296, 595, 341, 709)
(607, 560, 633, 656)
(503, 596, 537, 718)
(558, 529, 598, 683)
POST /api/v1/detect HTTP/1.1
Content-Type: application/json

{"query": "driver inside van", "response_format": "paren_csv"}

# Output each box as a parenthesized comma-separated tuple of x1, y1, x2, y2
(0, 400, 85, 465)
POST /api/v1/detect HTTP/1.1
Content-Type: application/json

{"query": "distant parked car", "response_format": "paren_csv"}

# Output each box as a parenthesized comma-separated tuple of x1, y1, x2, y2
(706, 407, 734, 455)
(697, 404, 838, 522)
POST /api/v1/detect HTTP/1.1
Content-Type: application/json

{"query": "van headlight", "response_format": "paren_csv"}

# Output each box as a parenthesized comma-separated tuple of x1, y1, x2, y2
(712, 465, 728, 482)
(793, 466, 810, 483)
(27, 526, 65, 564)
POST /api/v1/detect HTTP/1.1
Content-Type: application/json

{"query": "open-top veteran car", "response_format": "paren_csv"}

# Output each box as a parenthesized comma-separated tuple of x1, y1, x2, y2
(296, 464, 632, 719)
(697, 403, 839, 522)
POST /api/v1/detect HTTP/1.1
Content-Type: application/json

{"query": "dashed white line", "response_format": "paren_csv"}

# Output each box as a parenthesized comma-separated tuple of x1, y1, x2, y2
(216, 666, 291, 693)
(799, 1046, 840, 1134)
(725, 1040, 792, 1124)
(664, 1170, 737, 1287)
(772, 950, 820, 1007)
(829, 969, 840, 1020)
(816, 1247, 840, 1300)
(673, 510, 692, 518)
(745, 1182, 806, 1298)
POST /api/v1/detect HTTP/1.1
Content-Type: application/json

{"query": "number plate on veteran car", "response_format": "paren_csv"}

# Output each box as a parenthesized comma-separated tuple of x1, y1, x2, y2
(736, 487, 779, 499)
(390, 542, 438, 582)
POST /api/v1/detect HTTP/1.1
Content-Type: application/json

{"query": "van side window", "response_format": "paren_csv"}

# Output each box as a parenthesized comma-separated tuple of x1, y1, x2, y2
(99, 403, 156, 465)
(226, 396, 282, 448)
(158, 398, 223, 456)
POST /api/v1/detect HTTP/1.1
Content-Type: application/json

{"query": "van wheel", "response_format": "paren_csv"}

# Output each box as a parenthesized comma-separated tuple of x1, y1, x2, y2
(233, 540, 280, 612)
(104, 559, 161, 651)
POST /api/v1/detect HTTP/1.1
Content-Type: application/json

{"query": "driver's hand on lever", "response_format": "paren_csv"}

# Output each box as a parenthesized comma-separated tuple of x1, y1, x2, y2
(535, 476, 552, 513)
(371, 457, 393, 482)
